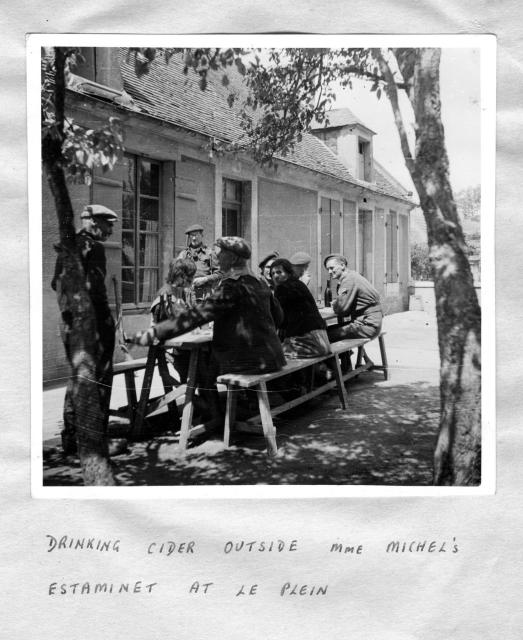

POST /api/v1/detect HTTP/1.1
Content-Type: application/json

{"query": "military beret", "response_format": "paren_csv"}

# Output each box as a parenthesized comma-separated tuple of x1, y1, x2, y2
(323, 253, 348, 267)
(258, 251, 279, 269)
(184, 224, 204, 234)
(81, 204, 118, 221)
(289, 251, 312, 266)
(215, 236, 252, 259)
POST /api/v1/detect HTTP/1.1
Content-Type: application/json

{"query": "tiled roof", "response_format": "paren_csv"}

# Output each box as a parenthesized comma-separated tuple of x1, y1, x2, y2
(311, 107, 376, 134)
(94, 50, 412, 204)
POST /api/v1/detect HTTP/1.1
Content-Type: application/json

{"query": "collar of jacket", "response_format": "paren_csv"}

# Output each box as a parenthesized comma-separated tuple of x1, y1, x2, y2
(78, 229, 97, 241)
(186, 244, 208, 254)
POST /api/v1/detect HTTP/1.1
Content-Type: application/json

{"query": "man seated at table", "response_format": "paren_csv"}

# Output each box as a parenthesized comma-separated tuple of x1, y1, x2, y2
(132, 236, 286, 421)
(324, 253, 383, 341)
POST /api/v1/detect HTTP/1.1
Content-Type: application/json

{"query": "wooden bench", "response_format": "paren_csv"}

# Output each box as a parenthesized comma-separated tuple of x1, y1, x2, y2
(216, 333, 388, 456)
(343, 332, 389, 382)
(109, 357, 148, 427)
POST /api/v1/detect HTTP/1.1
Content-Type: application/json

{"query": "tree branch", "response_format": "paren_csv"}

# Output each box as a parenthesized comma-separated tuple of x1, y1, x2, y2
(375, 51, 416, 176)
(338, 64, 408, 91)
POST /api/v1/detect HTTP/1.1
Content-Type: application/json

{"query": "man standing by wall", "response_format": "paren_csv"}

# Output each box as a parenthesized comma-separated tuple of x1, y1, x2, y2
(324, 254, 383, 341)
(51, 204, 117, 455)
(177, 224, 221, 301)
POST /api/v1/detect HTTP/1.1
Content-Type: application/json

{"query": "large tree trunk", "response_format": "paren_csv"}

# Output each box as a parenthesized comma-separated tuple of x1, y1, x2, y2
(43, 48, 115, 485)
(396, 49, 481, 485)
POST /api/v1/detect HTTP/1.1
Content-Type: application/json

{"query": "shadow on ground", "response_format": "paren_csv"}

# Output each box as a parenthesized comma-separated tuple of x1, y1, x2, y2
(43, 373, 439, 487)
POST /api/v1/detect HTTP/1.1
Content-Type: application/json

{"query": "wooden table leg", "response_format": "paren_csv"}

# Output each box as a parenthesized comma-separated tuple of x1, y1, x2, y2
(129, 346, 158, 441)
(378, 334, 389, 380)
(123, 370, 138, 425)
(223, 384, 238, 448)
(256, 381, 278, 457)
(178, 347, 199, 451)
(331, 354, 349, 410)
(157, 349, 181, 431)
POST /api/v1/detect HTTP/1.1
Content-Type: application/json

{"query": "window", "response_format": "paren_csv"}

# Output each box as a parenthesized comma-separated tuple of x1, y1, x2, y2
(121, 154, 161, 305)
(358, 139, 371, 181)
(222, 178, 242, 236)
(386, 211, 398, 283)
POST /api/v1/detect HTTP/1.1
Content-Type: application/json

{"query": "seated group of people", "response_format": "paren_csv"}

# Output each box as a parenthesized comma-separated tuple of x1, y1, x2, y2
(132, 232, 383, 421)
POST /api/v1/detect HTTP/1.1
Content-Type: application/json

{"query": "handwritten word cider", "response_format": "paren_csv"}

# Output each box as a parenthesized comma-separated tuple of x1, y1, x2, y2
(147, 541, 196, 555)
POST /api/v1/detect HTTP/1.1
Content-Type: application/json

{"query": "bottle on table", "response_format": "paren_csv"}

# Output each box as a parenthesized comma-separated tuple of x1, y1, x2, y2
(324, 278, 333, 307)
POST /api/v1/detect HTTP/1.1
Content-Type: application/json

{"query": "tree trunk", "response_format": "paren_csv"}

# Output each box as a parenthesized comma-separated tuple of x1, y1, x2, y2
(43, 48, 115, 485)
(397, 49, 481, 485)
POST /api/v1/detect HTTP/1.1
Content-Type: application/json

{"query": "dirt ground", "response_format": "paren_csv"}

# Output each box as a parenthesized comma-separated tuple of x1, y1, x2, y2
(42, 311, 440, 486)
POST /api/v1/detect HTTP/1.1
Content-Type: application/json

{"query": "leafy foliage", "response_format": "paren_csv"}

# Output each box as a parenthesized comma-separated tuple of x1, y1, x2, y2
(228, 48, 399, 164)
(455, 185, 480, 220)
(127, 47, 247, 90)
(411, 242, 433, 281)
(61, 118, 123, 185)
(42, 50, 123, 184)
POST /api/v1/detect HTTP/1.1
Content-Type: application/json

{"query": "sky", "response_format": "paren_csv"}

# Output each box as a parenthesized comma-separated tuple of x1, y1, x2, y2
(332, 48, 481, 195)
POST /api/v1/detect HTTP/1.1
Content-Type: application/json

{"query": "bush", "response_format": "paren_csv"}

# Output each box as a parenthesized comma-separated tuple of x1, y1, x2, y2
(411, 242, 433, 281)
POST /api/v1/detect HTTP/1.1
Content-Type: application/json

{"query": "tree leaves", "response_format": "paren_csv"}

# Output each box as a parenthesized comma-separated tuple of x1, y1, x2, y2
(61, 116, 124, 184)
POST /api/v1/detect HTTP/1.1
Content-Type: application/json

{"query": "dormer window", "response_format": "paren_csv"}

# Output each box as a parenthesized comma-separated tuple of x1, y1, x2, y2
(310, 108, 376, 182)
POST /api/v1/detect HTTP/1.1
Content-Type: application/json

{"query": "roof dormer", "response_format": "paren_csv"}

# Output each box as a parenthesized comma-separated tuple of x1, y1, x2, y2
(311, 108, 376, 182)
(73, 48, 124, 92)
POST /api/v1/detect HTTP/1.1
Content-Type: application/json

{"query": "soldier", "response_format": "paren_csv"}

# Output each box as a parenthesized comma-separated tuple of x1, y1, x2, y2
(51, 204, 118, 455)
(324, 253, 383, 341)
(289, 251, 312, 287)
(177, 224, 221, 301)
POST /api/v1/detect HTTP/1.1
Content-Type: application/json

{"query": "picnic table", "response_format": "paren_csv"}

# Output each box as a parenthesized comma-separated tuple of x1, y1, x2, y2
(118, 328, 213, 446)
(112, 303, 387, 455)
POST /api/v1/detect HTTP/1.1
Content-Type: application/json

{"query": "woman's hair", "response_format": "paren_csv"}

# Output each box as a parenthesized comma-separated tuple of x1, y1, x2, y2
(270, 258, 296, 280)
(218, 250, 247, 272)
(166, 258, 197, 286)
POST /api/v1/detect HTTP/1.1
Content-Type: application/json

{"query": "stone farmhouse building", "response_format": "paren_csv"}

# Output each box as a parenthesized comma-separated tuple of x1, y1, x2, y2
(42, 48, 415, 384)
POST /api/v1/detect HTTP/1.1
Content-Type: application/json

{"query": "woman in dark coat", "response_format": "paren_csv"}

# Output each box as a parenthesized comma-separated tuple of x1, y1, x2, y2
(270, 258, 331, 359)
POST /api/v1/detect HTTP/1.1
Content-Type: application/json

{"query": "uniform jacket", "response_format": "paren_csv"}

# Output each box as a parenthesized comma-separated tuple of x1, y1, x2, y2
(332, 270, 382, 320)
(153, 267, 286, 374)
(177, 244, 221, 288)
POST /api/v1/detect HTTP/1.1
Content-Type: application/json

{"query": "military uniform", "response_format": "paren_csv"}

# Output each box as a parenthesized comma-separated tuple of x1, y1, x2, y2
(52, 221, 115, 454)
(177, 224, 221, 300)
(176, 244, 221, 299)
(328, 269, 383, 341)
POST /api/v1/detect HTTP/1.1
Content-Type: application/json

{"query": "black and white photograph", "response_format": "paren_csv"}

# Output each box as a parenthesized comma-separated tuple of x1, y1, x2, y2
(31, 36, 494, 493)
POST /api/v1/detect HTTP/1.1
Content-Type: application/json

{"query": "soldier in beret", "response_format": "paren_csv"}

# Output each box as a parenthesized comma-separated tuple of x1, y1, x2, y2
(51, 204, 118, 455)
(177, 224, 221, 301)
(324, 253, 383, 341)
(133, 236, 285, 421)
